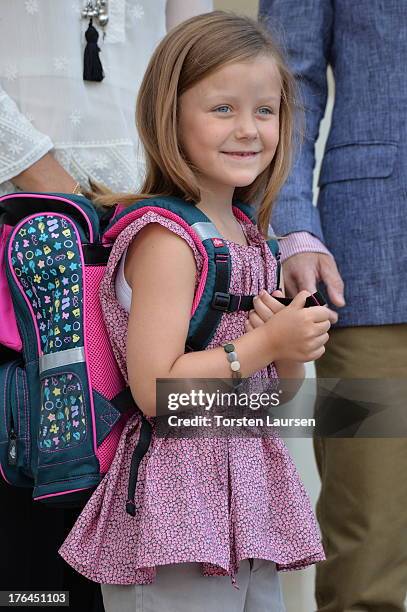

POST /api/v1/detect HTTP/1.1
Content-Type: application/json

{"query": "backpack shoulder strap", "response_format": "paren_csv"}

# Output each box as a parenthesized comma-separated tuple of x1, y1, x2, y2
(103, 196, 256, 351)
(231, 199, 256, 224)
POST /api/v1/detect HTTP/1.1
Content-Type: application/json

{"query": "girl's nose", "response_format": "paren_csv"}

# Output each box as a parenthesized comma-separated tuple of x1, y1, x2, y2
(234, 112, 258, 140)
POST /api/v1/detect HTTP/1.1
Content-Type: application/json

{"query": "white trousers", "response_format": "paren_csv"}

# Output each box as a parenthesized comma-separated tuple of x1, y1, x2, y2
(101, 559, 286, 612)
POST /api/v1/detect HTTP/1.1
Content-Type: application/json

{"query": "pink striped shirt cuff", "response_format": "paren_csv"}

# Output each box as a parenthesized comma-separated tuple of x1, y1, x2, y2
(277, 231, 332, 263)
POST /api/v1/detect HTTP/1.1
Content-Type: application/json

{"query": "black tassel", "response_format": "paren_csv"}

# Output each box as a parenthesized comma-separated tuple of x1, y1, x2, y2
(83, 18, 104, 82)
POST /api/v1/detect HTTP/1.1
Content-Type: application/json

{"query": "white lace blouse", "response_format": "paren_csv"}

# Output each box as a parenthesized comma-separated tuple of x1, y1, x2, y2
(0, 0, 212, 196)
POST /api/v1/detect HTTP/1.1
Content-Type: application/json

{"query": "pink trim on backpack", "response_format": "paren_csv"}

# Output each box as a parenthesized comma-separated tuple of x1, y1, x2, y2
(33, 486, 91, 501)
(0, 224, 22, 351)
(0, 462, 11, 485)
(8, 220, 43, 356)
(103, 206, 209, 317)
(232, 206, 252, 224)
(112, 203, 125, 219)
(0, 193, 94, 242)
(58, 214, 99, 460)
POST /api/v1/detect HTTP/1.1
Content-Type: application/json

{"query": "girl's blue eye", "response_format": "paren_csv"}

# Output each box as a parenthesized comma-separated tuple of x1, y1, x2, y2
(258, 107, 273, 115)
(214, 106, 230, 113)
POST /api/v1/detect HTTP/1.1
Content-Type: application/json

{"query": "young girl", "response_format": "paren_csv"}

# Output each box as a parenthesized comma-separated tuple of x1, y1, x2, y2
(59, 11, 331, 611)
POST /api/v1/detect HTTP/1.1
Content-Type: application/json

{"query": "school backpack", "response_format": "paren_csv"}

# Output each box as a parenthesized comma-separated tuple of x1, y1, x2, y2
(0, 192, 280, 513)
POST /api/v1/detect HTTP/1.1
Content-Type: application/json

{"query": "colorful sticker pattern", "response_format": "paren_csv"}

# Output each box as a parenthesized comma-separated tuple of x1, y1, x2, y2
(10, 214, 87, 451)
(39, 373, 86, 451)
(11, 214, 83, 353)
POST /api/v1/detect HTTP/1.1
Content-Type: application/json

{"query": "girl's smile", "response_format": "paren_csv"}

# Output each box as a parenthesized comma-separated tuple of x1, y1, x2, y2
(221, 151, 261, 159)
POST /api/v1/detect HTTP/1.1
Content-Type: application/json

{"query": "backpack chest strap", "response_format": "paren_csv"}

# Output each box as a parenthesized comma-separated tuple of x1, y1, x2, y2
(211, 252, 255, 312)
(186, 221, 255, 351)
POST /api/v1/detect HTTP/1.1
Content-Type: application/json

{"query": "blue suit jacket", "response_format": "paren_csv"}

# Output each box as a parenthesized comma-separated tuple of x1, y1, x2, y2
(259, 0, 406, 327)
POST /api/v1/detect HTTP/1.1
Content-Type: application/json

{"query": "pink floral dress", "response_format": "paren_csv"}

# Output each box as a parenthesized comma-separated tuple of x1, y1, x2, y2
(58, 211, 325, 588)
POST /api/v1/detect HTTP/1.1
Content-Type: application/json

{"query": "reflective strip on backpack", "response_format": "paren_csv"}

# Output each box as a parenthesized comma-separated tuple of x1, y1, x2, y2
(190, 221, 223, 241)
(39, 346, 85, 374)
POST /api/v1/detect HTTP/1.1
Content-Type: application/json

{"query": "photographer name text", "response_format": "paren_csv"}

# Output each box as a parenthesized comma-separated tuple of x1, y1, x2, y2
(167, 415, 316, 428)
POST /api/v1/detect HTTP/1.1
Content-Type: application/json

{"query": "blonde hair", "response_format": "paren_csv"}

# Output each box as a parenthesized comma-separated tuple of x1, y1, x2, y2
(89, 10, 302, 237)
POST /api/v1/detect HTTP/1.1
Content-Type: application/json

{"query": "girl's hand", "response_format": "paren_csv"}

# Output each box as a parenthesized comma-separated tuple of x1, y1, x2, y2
(244, 289, 285, 332)
(263, 290, 331, 363)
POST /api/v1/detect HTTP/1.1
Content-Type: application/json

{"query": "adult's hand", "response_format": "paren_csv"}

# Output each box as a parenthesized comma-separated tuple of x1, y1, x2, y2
(11, 152, 78, 194)
(282, 253, 345, 324)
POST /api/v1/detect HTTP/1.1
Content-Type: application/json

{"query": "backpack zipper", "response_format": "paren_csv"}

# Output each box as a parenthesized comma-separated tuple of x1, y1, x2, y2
(7, 367, 18, 466)
(8, 426, 17, 466)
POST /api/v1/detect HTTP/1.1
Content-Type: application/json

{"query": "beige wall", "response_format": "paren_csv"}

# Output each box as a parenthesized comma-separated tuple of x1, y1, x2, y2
(214, 0, 259, 18)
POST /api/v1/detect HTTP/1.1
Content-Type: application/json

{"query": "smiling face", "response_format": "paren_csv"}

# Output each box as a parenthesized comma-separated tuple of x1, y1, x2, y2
(178, 54, 282, 203)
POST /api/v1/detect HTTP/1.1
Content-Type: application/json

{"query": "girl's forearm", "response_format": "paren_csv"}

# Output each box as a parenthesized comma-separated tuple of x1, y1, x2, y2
(138, 325, 279, 416)
(168, 324, 276, 380)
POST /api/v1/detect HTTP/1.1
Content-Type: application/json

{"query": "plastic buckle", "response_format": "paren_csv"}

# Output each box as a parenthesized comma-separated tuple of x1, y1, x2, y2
(212, 292, 231, 311)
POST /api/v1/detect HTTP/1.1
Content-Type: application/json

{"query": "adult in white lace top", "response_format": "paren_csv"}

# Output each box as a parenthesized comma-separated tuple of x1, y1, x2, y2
(0, 0, 212, 196)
